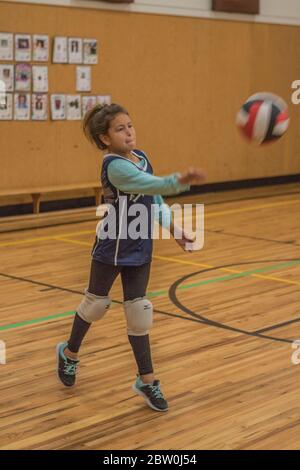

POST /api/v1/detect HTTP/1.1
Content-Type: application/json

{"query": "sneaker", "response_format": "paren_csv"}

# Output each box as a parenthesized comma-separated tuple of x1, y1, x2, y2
(132, 375, 168, 412)
(56, 341, 79, 387)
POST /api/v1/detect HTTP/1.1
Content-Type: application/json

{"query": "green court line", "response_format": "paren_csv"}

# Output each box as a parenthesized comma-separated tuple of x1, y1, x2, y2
(179, 260, 300, 290)
(1, 259, 300, 332)
(0, 310, 76, 331)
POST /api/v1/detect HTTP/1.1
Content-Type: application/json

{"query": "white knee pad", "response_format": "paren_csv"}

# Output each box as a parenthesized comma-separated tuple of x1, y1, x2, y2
(77, 289, 111, 323)
(124, 297, 153, 336)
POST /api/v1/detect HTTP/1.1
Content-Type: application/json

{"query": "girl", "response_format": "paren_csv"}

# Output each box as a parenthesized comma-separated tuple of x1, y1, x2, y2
(56, 103, 206, 412)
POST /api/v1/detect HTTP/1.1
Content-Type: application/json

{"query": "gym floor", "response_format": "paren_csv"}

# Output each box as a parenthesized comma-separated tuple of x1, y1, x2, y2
(1, 184, 300, 450)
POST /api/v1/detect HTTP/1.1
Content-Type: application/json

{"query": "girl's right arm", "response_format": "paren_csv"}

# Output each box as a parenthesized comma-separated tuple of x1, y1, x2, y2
(107, 159, 206, 196)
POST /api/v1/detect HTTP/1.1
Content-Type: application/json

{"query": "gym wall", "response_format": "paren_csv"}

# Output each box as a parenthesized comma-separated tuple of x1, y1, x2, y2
(1, 0, 299, 194)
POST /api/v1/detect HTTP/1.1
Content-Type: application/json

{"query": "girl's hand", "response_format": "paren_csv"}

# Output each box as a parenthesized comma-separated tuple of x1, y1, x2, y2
(177, 168, 206, 186)
(172, 225, 196, 252)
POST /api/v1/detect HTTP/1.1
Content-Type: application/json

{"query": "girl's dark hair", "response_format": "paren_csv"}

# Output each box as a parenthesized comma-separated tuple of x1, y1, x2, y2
(83, 103, 129, 150)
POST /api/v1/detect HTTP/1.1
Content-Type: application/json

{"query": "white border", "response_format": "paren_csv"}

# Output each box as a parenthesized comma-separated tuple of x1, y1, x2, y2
(3, 0, 300, 27)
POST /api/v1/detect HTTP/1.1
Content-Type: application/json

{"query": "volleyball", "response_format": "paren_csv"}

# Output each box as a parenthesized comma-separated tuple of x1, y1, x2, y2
(236, 92, 289, 144)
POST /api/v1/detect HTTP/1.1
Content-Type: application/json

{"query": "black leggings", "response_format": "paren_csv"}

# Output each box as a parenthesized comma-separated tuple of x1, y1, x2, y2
(67, 259, 154, 376)
(88, 259, 151, 300)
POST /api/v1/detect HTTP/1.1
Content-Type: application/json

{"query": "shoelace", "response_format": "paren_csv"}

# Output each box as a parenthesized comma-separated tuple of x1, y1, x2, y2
(146, 384, 164, 399)
(63, 361, 78, 376)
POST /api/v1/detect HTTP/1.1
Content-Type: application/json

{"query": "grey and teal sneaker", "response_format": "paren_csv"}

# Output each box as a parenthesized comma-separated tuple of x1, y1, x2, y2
(56, 342, 79, 387)
(132, 375, 168, 412)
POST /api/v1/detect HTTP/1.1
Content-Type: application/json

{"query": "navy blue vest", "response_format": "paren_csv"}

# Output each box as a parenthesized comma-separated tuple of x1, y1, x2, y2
(92, 150, 154, 266)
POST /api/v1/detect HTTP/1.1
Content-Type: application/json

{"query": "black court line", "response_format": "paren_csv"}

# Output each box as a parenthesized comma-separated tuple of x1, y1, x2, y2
(39, 287, 57, 292)
(1, 259, 299, 343)
(0, 271, 222, 328)
(255, 316, 300, 334)
(168, 259, 300, 345)
(0, 272, 86, 296)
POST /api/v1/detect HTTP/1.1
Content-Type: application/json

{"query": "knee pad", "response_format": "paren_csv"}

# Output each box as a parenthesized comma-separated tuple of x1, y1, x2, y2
(124, 297, 153, 336)
(77, 289, 111, 323)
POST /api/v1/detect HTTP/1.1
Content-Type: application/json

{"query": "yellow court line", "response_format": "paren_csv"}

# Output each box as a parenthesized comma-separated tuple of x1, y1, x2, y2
(53, 237, 91, 247)
(55, 239, 300, 288)
(153, 254, 214, 269)
(0, 196, 300, 249)
(0, 235, 62, 247)
(152, 254, 300, 287)
(57, 230, 96, 237)
(0, 230, 96, 248)
(205, 198, 300, 218)
(254, 273, 300, 287)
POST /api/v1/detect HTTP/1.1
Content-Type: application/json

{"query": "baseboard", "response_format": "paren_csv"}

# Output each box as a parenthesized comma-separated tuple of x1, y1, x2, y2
(0, 196, 96, 217)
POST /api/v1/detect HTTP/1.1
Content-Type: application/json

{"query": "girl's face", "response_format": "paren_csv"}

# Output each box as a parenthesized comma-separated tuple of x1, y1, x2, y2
(101, 113, 136, 156)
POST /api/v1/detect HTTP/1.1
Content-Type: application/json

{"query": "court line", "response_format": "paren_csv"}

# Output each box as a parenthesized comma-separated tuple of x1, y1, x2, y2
(54, 237, 300, 288)
(199, 189, 300, 207)
(2, 188, 300, 236)
(0, 197, 299, 332)
(0, 302, 171, 332)
(206, 228, 300, 248)
(0, 230, 94, 248)
(0, 218, 98, 235)
(1, 237, 298, 332)
(0, 188, 300, 239)
(1, 197, 300, 248)
(0, 311, 76, 331)
(1, 258, 300, 332)
(55, 237, 300, 287)
(153, 255, 300, 287)
(6, 228, 300, 288)
(168, 270, 295, 345)
(255, 316, 300, 334)
(204, 198, 300, 218)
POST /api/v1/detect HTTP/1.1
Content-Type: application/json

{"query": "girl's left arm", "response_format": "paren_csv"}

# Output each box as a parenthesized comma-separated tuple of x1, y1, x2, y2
(153, 194, 172, 229)
(153, 194, 195, 252)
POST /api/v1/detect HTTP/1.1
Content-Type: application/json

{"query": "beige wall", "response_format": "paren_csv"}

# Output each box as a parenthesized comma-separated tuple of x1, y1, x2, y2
(0, 0, 299, 192)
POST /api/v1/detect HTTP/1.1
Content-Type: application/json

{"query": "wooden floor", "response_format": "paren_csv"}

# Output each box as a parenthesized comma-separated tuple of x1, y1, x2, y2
(1, 183, 300, 450)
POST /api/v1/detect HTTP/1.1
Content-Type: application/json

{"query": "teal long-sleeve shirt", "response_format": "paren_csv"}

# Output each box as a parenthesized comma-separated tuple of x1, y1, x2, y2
(106, 155, 190, 228)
